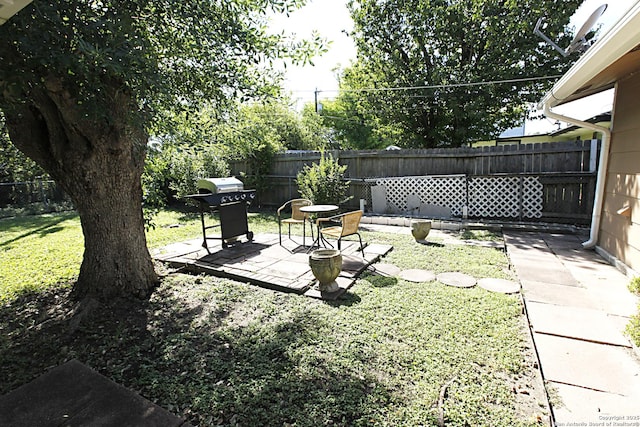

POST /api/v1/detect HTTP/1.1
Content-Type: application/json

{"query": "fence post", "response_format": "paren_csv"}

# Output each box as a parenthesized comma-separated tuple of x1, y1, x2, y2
(518, 175, 524, 221)
(589, 139, 598, 172)
(465, 175, 470, 218)
(37, 177, 49, 207)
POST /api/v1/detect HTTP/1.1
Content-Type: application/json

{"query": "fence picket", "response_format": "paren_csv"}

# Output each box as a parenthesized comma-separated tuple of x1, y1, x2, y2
(230, 140, 599, 225)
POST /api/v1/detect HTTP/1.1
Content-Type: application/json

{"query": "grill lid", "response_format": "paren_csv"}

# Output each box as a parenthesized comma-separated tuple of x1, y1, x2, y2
(197, 177, 244, 194)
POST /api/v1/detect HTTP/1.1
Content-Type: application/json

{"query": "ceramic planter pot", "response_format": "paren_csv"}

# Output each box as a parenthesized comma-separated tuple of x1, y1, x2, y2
(309, 249, 342, 292)
(411, 219, 432, 241)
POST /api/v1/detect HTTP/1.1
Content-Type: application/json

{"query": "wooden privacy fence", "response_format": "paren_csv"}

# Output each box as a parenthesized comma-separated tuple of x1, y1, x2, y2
(0, 180, 69, 208)
(228, 140, 600, 225)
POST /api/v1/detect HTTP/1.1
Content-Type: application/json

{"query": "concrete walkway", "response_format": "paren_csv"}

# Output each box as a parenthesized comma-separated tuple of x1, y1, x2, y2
(504, 231, 640, 425)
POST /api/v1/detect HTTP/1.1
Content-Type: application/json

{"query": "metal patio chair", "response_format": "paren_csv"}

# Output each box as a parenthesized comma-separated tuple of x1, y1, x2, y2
(316, 210, 365, 253)
(277, 198, 313, 246)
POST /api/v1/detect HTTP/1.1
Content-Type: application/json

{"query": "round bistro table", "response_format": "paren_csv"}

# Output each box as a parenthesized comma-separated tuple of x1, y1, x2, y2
(299, 204, 339, 251)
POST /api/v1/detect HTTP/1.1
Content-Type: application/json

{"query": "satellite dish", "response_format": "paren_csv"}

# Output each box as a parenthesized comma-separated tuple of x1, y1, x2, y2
(534, 4, 608, 57)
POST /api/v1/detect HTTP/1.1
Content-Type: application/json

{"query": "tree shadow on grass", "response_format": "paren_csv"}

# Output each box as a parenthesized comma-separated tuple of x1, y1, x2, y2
(0, 213, 75, 248)
(326, 291, 362, 308)
(0, 278, 393, 426)
(359, 271, 399, 288)
(416, 240, 445, 247)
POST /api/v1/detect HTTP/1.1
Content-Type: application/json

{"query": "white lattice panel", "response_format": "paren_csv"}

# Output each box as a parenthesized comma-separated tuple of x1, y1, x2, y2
(373, 175, 543, 219)
(522, 177, 543, 218)
(468, 176, 543, 218)
(376, 176, 466, 215)
(469, 177, 519, 217)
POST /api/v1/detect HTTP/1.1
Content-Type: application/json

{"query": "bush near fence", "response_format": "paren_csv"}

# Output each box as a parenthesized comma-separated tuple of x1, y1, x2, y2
(229, 140, 599, 226)
(0, 180, 72, 215)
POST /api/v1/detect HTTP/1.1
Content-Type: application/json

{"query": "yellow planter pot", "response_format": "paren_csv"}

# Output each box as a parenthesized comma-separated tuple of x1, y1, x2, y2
(410, 219, 432, 241)
(309, 249, 342, 292)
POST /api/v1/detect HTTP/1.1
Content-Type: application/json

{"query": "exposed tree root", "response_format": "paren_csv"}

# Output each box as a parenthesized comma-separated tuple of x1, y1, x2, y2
(437, 376, 457, 427)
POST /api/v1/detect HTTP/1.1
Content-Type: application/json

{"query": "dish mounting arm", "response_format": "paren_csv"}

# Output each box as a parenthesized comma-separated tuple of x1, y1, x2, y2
(534, 17, 569, 57)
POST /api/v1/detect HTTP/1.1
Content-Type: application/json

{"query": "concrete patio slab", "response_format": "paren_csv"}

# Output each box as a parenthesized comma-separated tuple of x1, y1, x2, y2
(520, 280, 598, 309)
(503, 232, 550, 252)
(583, 279, 640, 318)
(551, 381, 640, 424)
(506, 248, 559, 261)
(533, 333, 640, 395)
(155, 233, 392, 300)
(508, 254, 579, 286)
(551, 247, 611, 266)
(540, 233, 585, 250)
(526, 301, 631, 347)
(363, 242, 396, 256)
(304, 276, 354, 301)
(154, 238, 204, 258)
(0, 360, 190, 427)
(261, 260, 312, 278)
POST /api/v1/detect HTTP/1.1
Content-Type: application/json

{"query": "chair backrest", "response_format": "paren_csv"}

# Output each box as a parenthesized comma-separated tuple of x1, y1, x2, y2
(291, 199, 312, 220)
(340, 210, 363, 236)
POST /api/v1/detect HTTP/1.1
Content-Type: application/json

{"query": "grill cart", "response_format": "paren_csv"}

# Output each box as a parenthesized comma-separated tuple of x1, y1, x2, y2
(185, 177, 256, 252)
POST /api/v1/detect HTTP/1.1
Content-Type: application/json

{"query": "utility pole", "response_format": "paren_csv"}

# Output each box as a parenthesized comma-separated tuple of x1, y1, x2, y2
(314, 88, 319, 113)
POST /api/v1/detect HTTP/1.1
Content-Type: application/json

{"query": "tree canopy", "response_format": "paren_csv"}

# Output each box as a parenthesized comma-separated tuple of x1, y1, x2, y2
(326, 0, 582, 148)
(0, 0, 321, 301)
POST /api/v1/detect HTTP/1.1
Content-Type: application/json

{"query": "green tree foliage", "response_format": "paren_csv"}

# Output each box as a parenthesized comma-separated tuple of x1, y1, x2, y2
(0, 115, 45, 183)
(222, 116, 283, 199)
(296, 152, 351, 205)
(143, 143, 230, 208)
(337, 0, 582, 148)
(0, 0, 321, 301)
(300, 103, 340, 149)
(142, 99, 335, 210)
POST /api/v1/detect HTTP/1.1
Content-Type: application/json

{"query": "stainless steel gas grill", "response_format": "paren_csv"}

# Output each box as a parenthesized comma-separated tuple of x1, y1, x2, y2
(185, 177, 256, 252)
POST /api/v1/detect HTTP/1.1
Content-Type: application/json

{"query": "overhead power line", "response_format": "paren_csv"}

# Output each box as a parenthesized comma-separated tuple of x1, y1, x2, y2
(294, 75, 562, 95)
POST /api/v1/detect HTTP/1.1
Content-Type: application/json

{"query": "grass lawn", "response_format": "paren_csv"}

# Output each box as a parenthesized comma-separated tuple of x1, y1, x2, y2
(0, 209, 548, 426)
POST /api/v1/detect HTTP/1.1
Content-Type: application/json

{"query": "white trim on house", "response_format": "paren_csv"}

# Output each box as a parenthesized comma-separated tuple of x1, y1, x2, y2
(538, 1, 640, 108)
(0, 0, 33, 25)
(538, 2, 640, 249)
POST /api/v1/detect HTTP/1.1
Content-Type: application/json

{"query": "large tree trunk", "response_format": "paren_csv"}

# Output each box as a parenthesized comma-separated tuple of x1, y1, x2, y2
(71, 158, 158, 300)
(4, 77, 158, 300)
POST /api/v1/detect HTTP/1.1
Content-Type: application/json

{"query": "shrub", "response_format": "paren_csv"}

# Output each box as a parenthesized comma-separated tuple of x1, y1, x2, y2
(627, 277, 640, 348)
(296, 152, 351, 205)
(626, 310, 640, 348)
(142, 143, 230, 207)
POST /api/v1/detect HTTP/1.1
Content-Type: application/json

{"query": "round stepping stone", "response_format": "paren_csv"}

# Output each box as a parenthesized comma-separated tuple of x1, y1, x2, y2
(370, 263, 402, 277)
(399, 269, 436, 283)
(477, 278, 521, 294)
(437, 272, 476, 288)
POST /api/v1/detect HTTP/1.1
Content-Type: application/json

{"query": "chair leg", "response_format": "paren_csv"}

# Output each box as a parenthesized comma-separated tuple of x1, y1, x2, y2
(357, 233, 364, 254)
(278, 221, 282, 245)
(309, 217, 314, 241)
